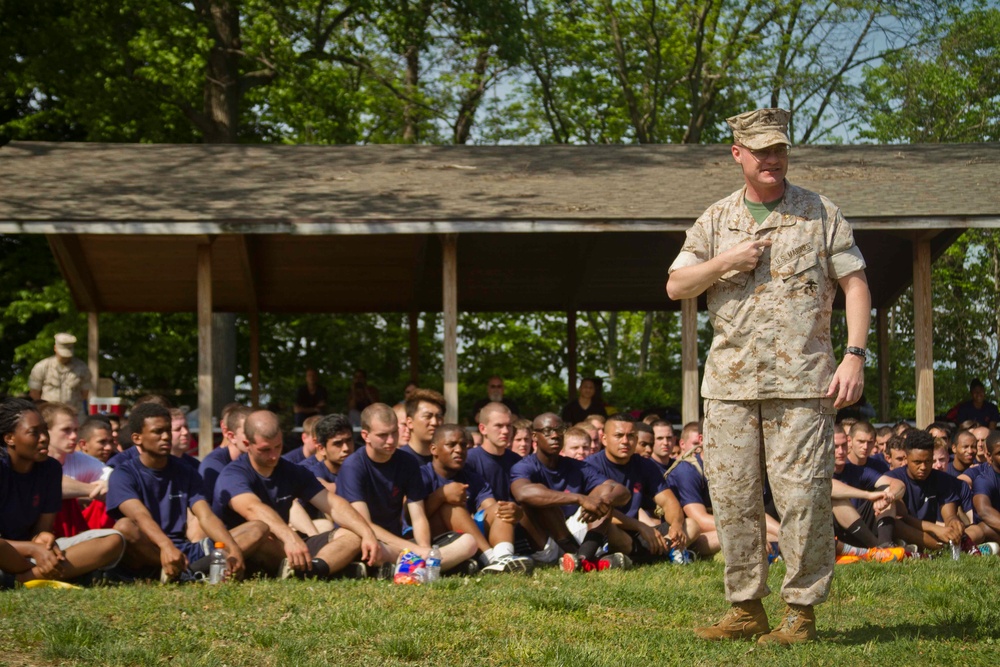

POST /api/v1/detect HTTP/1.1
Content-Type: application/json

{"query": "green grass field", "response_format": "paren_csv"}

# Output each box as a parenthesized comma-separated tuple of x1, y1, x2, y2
(2, 557, 999, 667)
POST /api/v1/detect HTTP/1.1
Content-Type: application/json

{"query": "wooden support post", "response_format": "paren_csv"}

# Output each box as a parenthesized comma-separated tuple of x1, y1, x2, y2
(409, 311, 420, 384)
(249, 310, 260, 408)
(567, 311, 578, 401)
(877, 307, 890, 422)
(681, 298, 699, 425)
(198, 243, 214, 457)
(442, 235, 458, 423)
(913, 237, 934, 429)
(87, 312, 99, 394)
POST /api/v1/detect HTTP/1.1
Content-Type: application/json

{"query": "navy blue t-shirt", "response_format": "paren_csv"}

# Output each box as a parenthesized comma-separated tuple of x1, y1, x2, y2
(107, 456, 206, 546)
(666, 455, 710, 510)
(835, 461, 885, 511)
(964, 463, 989, 483)
(282, 447, 307, 465)
(420, 463, 494, 514)
(175, 454, 201, 473)
(398, 444, 433, 466)
(213, 455, 325, 528)
(584, 452, 667, 519)
(106, 445, 140, 469)
(864, 456, 890, 474)
(509, 453, 610, 518)
(198, 445, 236, 506)
(945, 461, 974, 479)
(886, 467, 961, 522)
(304, 457, 339, 486)
(465, 446, 521, 502)
(0, 456, 63, 541)
(336, 448, 427, 536)
(972, 465, 1000, 523)
(649, 457, 671, 478)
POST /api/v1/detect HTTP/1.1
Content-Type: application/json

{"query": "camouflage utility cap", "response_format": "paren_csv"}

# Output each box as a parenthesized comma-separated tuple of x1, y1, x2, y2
(727, 108, 791, 150)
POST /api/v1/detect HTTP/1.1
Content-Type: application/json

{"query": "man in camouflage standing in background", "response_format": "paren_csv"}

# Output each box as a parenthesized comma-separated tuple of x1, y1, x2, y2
(666, 108, 871, 645)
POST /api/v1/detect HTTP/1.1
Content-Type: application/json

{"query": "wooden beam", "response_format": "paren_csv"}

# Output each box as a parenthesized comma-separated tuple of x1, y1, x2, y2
(198, 243, 214, 457)
(877, 307, 890, 421)
(237, 235, 261, 407)
(442, 234, 458, 423)
(567, 311, 578, 401)
(913, 236, 934, 428)
(87, 312, 99, 394)
(47, 234, 100, 312)
(249, 309, 260, 408)
(681, 298, 699, 425)
(408, 311, 420, 384)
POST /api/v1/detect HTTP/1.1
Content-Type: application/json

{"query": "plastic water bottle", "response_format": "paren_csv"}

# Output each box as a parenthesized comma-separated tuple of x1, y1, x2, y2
(949, 540, 961, 562)
(209, 542, 227, 584)
(426, 546, 442, 583)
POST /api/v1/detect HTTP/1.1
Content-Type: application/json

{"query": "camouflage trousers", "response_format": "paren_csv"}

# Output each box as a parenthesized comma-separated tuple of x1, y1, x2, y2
(703, 397, 836, 606)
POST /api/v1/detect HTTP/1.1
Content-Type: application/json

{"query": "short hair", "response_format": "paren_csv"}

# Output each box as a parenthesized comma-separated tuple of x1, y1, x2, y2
(225, 405, 253, 434)
(848, 421, 875, 439)
(134, 394, 172, 408)
(885, 434, 906, 454)
(933, 437, 949, 452)
(838, 417, 858, 432)
(876, 426, 893, 439)
(679, 421, 701, 442)
(512, 418, 532, 434)
(958, 419, 982, 432)
(405, 388, 446, 418)
(952, 429, 976, 447)
(987, 430, 1000, 455)
(128, 403, 171, 435)
(904, 429, 935, 452)
(431, 424, 465, 446)
(243, 411, 281, 443)
(651, 420, 674, 432)
(584, 414, 606, 426)
(634, 422, 653, 436)
(892, 421, 912, 435)
(971, 378, 985, 391)
(927, 421, 953, 438)
(302, 414, 323, 438)
(315, 414, 353, 446)
(478, 402, 511, 425)
(563, 426, 591, 445)
(361, 403, 397, 431)
(168, 407, 185, 421)
(79, 417, 112, 442)
(605, 412, 634, 426)
(220, 401, 245, 425)
(40, 402, 77, 427)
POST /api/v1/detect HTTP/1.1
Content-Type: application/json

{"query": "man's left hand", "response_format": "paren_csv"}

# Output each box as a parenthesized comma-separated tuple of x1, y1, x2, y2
(826, 354, 864, 409)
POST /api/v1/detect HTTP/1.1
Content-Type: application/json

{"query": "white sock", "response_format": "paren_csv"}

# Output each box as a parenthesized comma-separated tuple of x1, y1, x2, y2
(492, 542, 515, 560)
(483, 548, 495, 563)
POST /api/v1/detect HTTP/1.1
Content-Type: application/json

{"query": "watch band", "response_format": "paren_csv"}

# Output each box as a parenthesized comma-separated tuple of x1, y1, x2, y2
(845, 346, 867, 360)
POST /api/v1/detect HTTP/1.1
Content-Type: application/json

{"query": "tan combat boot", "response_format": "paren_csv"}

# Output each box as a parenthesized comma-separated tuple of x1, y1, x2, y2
(693, 600, 770, 641)
(757, 604, 817, 645)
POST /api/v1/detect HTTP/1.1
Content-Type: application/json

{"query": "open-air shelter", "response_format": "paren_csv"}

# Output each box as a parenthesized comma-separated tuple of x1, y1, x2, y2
(2, 141, 998, 454)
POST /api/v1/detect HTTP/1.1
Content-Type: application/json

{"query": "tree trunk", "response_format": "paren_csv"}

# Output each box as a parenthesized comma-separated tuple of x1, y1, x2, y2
(639, 311, 653, 374)
(198, 0, 241, 143)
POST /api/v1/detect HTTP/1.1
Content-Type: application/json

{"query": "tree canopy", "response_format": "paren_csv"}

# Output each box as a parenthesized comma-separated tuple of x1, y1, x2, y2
(0, 0, 994, 421)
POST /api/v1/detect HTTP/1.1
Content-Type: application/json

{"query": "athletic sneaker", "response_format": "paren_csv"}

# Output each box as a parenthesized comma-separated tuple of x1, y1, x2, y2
(376, 562, 396, 580)
(667, 547, 694, 565)
(960, 534, 984, 557)
(340, 562, 368, 579)
(482, 554, 535, 575)
(863, 547, 905, 563)
(561, 553, 599, 572)
(278, 558, 295, 580)
(597, 553, 632, 570)
(531, 538, 560, 564)
(975, 542, 999, 556)
(456, 558, 480, 576)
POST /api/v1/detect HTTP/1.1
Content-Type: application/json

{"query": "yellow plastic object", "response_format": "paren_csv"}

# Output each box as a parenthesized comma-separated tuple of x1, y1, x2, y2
(21, 579, 83, 590)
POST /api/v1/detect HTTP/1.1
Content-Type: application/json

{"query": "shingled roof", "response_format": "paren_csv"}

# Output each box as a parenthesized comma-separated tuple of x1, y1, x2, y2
(1, 141, 997, 313)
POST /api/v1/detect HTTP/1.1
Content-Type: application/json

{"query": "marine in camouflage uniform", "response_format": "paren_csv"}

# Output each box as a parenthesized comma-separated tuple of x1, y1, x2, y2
(666, 108, 871, 645)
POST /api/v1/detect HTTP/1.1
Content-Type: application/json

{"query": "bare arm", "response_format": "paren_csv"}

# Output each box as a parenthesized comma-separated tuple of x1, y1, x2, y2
(349, 500, 428, 559)
(827, 270, 871, 408)
(117, 498, 187, 576)
(681, 501, 716, 534)
(229, 492, 311, 570)
(309, 491, 379, 564)
(974, 494, 1000, 534)
(511, 478, 589, 510)
(407, 500, 432, 548)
